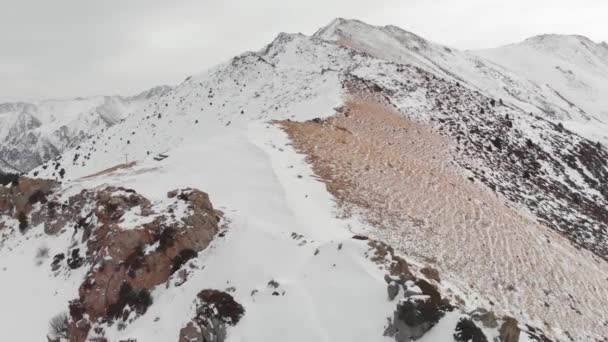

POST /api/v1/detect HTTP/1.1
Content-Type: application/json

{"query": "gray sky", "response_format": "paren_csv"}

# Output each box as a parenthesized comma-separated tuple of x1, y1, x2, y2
(1, 0, 606, 101)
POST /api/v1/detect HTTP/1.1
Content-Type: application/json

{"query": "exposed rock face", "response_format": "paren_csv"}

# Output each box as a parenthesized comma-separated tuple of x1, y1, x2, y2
(385, 295, 446, 341)
(366, 237, 452, 341)
(499, 317, 521, 342)
(179, 289, 245, 342)
(7, 184, 224, 342)
(0, 177, 58, 232)
(70, 188, 221, 341)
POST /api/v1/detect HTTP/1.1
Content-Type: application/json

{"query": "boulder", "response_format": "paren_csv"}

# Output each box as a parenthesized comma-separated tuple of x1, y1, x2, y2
(470, 308, 498, 328)
(384, 295, 445, 341)
(454, 318, 488, 342)
(178, 289, 245, 342)
(387, 282, 400, 301)
(499, 317, 520, 342)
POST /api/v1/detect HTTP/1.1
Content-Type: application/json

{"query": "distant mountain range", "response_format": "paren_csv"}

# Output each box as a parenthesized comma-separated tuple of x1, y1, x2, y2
(0, 85, 171, 173)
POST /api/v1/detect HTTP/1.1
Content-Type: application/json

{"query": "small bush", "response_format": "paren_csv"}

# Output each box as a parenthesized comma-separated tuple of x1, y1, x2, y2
(67, 248, 84, 269)
(155, 226, 177, 252)
(0, 172, 19, 186)
(171, 248, 198, 273)
(28, 190, 48, 205)
(48, 312, 69, 340)
(18, 212, 28, 233)
(106, 282, 153, 321)
(69, 299, 86, 321)
(196, 289, 245, 326)
(125, 245, 145, 278)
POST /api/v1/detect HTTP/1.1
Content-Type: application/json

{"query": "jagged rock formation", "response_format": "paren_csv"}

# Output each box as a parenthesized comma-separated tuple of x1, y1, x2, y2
(0, 179, 222, 342)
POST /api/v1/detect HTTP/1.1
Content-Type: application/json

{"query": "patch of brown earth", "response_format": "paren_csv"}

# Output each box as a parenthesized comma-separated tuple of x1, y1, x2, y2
(278, 94, 608, 340)
(77, 161, 137, 180)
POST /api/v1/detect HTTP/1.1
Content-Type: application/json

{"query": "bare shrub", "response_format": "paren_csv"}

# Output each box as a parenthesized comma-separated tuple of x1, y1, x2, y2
(48, 312, 69, 340)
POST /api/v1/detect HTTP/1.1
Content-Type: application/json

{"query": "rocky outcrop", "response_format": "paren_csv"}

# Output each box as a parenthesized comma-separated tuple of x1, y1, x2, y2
(454, 318, 488, 342)
(385, 294, 448, 341)
(7, 184, 225, 342)
(70, 188, 221, 341)
(499, 317, 520, 342)
(0, 177, 58, 232)
(365, 238, 453, 341)
(179, 290, 245, 342)
(359, 236, 551, 342)
(76, 188, 222, 322)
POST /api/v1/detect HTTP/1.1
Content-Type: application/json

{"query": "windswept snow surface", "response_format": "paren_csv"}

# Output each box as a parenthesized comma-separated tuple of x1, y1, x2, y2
(0, 120, 396, 341)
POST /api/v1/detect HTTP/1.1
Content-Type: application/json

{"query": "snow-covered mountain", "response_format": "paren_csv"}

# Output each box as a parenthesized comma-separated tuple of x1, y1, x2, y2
(477, 34, 608, 141)
(316, 19, 608, 143)
(1, 19, 607, 342)
(0, 86, 171, 173)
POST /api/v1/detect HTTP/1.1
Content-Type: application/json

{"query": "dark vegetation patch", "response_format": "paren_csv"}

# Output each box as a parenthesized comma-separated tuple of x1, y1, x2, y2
(0, 172, 19, 186)
(155, 226, 177, 252)
(195, 289, 245, 326)
(51, 253, 65, 271)
(106, 282, 153, 322)
(28, 190, 48, 205)
(124, 245, 145, 278)
(67, 248, 85, 269)
(454, 318, 488, 342)
(18, 212, 28, 233)
(69, 299, 86, 321)
(171, 248, 198, 273)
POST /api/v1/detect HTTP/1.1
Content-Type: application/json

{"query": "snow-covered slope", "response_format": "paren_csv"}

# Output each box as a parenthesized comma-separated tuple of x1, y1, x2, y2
(1, 19, 608, 342)
(0, 86, 171, 173)
(476, 34, 608, 142)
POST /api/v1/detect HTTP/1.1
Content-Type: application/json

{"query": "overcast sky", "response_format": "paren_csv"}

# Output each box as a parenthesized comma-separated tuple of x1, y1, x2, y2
(1, 0, 607, 101)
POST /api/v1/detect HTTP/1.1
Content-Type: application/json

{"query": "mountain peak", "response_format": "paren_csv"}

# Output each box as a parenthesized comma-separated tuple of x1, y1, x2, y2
(521, 33, 600, 49)
(313, 17, 371, 40)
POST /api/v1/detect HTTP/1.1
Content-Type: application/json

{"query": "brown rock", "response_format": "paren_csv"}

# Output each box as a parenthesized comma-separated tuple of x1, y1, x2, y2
(179, 322, 203, 342)
(499, 316, 520, 342)
(470, 308, 498, 328)
(178, 289, 245, 342)
(65, 187, 221, 341)
(420, 266, 441, 283)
